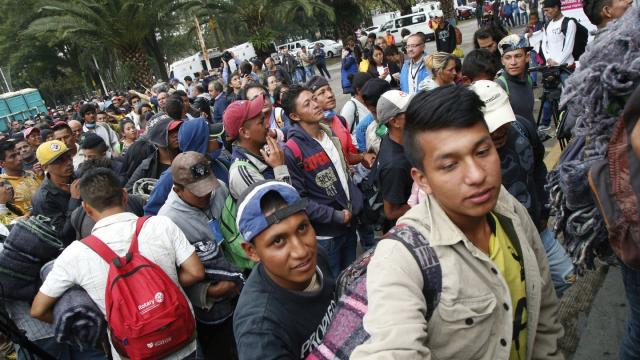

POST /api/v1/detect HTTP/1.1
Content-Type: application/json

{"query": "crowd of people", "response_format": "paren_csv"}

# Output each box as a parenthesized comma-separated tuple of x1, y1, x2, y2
(0, 0, 638, 359)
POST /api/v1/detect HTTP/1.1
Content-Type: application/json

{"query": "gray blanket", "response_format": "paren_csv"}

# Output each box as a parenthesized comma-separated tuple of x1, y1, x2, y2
(41, 262, 107, 351)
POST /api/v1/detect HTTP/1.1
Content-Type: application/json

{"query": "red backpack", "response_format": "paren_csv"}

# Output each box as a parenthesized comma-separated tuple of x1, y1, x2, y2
(82, 216, 195, 360)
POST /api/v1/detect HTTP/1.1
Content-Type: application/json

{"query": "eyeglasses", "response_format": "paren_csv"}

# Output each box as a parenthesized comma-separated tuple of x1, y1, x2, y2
(405, 43, 425, 49)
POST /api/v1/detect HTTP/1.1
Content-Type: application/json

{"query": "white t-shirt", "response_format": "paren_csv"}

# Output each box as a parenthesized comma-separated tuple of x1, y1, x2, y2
(340, 97, 371, 143)
(40, 212, 197, 360)
(542, 16, 576, 65)
(314, 132, 350, 200)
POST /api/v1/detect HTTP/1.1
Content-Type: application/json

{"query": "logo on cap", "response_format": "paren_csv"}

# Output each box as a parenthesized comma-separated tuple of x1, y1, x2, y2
(50, 143, 61, 152)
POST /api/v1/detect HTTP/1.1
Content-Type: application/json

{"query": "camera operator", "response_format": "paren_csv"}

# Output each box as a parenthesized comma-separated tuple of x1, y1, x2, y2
(221, 51, 239, 85)
(497, 34, 536, 125)
(539, 0, 576, 132)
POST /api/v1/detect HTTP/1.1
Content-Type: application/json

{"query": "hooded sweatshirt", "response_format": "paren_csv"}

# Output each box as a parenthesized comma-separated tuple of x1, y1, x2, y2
(284, 123, 362, 238)
(143, 118, 230, 215)
(158, 182, 244, 324)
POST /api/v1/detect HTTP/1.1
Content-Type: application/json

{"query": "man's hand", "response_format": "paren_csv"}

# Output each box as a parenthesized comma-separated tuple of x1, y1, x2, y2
(342, 209, 352, 224)
(547, 59, 558, 66)
(70, 179, 81, 199)
(260, 136, 285, 168)
(32, 163, 44, 178)
(207, 281, 240, 299)
(362, 152, 376, 168)
(0, 183, 12, 205)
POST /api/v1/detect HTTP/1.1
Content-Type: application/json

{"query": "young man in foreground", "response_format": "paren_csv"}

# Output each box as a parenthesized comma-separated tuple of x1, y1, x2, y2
(233, 181, 335, 359)
(351, 85, 564, 359)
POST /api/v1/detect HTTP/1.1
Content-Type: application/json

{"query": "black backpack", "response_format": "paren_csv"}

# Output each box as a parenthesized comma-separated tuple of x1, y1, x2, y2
(546, 17, 589, 61)
(358, 159, 385, 226)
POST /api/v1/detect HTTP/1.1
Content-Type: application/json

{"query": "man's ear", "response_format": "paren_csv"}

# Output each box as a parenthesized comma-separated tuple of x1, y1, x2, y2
(288, 112, 300, 122)
(411, 167, 433, 195)
(241, 242, 260, 263)
(82, 201, 97, 221)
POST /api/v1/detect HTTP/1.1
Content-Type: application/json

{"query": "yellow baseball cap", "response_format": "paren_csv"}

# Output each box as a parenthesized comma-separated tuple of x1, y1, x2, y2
(36, 140, 69, 165)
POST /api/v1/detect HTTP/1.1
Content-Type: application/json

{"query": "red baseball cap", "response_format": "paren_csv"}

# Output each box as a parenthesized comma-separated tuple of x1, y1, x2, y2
(222, 94, 266, 140)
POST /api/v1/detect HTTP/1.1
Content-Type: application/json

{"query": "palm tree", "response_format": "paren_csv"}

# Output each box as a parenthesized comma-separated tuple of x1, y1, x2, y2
(28, 0, 195, 88)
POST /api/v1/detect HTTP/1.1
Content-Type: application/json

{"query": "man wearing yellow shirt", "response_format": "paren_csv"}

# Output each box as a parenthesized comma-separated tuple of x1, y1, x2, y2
(0, 141, 41, 215)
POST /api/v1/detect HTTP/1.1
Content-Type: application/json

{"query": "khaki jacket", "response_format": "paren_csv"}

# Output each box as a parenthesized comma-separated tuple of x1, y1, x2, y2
(351, 187, 564, 360)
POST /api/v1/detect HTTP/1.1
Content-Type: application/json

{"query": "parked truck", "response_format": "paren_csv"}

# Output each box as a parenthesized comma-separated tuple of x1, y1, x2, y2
(0, 88, 46, 132)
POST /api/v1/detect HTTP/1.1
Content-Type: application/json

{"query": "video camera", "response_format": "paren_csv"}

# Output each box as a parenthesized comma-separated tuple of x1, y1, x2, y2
(529, 64, 570, 91)
(221, 51, 233, 63)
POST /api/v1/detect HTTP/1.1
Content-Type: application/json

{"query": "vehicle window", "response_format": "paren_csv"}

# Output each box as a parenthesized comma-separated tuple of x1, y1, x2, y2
(296, 43, 301, 48)
(413, 14, 426, 24)
(381, 21, 393, 31)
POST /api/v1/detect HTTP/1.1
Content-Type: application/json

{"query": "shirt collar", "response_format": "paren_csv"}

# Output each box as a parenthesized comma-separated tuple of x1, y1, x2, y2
(92, 212, 137, 233)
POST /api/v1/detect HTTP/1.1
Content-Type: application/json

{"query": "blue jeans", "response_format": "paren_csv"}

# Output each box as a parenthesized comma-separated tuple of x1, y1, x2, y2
(620, 262, 640, 360)
(540, 228, 575, 297)
(304, 65, 315, 78)
(358, 223, 377, 251)
(541, 71, 570, 127)
(529, 50, 539, 84)
(317, 229, 357, 278)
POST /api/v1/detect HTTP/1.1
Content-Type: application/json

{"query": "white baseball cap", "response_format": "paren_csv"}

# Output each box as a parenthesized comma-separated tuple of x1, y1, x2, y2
(376, 90, 414, 124)
(469, 80, 516, 132)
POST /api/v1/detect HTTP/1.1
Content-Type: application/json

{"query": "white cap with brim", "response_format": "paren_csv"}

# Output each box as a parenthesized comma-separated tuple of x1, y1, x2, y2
(376, 90, 414, 125)
(469, 80, 516, 132)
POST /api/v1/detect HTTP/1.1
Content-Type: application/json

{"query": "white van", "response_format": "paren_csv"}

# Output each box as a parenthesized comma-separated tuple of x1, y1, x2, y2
(377, 12, 435, 44)
(274, 39, 312, 56)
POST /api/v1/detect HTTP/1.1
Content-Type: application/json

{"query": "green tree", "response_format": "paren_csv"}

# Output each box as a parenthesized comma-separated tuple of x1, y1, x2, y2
(27, 0, 198, 88)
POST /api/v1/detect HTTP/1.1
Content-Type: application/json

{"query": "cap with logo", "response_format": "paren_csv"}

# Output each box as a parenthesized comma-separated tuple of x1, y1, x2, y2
(36, 140, 69, 165)
(236, 181, 308, 243)
(498, 34, 533, 56)
(222, 94, 265, 140)
(469, 80, 516, 132)
(306, 75, 330, 93)
(376, 90, 414, 125)
(146, 116, 182, 147)
(171, 151, 219, 197)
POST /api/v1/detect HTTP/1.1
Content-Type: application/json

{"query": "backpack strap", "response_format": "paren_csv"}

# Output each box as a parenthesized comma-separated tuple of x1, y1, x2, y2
(348, 100, 359, 133)
(285, 138, 303, 162)
(127, 215, 151, 255)
(383, 224, 442, 321)
(497, 75, 509, 95)
(82, 235, 120, 265)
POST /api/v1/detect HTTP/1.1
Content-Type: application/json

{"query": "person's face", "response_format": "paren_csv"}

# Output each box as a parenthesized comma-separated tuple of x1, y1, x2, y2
(406, 35, 426, 61)
(502, 49, 529, 77)
(282, 48, 288, 54)
(265, 58, 275, 70)
(123, 122, 138, 141)
(291, 90, 323, 123)
(373, 49, 384, 66)
(208, 84, 219, 98)
(604, 0, 632, 20)
(11, 121, 20, 131)
(246, 87, 272, 114)
(375, 38, 386, 49)
(435, 16, 444, 27)
(543, 6, 560, 20)
(490, 123, 511, 149)
(15, 141, 33, 160)
(131, 97, 140, 107)
(27, 131, 41, 147)
(96, 113, 109, 123)
(175, 185, 212, 209)
(45, 152, 74, 178)
(240, 113, 269, 147)
(69, 122, 83, 142)
(529, 15, 538, 25)
(53, 128, 75, 149)
(83, 147, 106, 161)
(83, 110, 96, 124)
(267, 76, 278, 93)
(477, 37, 498, 54)
(246, 211, 317, 291)
(166, 127, 180, 151)
(157, 92, 168, 109)
(1, 148, 23, 172)
(438, 59, 458, 85)
(411, 121, 501, 225)
(113, 98, 122, 108)
(312, 85, 336, 111)
(230, 75, 242, 90)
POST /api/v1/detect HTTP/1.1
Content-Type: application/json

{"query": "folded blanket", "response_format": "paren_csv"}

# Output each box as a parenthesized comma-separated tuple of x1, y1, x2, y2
(41, 262, 107, 351)
(3, 216, 63, 261)
(192, 241, 244, 325)
(0, 247, 41, 301)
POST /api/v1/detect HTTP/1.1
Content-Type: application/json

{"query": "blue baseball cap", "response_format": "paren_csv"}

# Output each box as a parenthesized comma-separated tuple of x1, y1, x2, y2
(236, 181, 308, 243)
